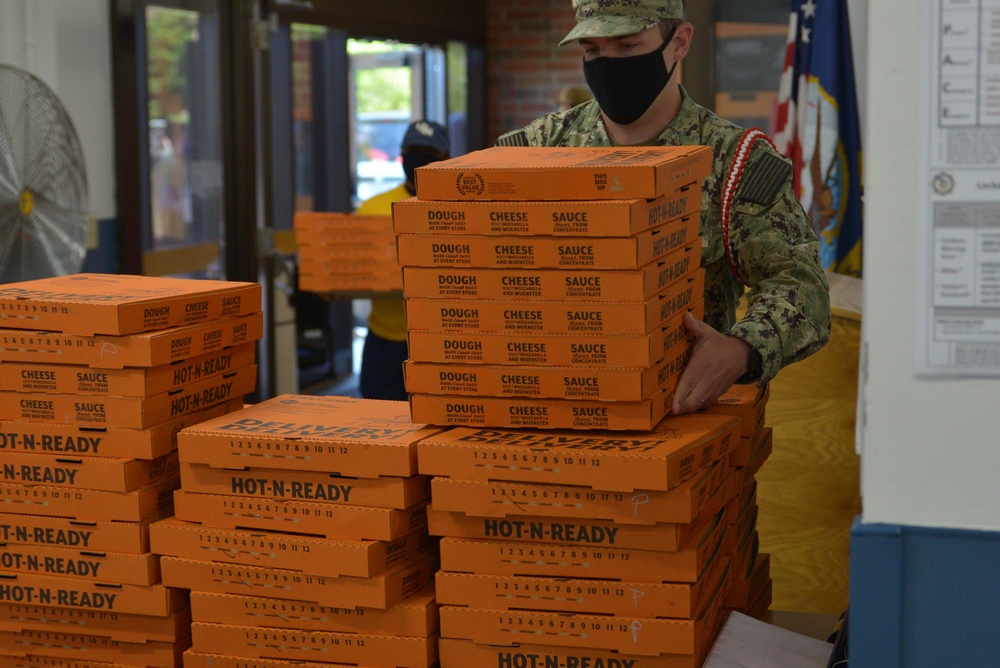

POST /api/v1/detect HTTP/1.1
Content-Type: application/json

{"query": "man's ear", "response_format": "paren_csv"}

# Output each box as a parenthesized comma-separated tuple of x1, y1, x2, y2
(671, 22, 694, 62)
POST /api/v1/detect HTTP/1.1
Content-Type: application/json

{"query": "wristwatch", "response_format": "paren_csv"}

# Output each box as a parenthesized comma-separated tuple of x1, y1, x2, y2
(736, 346, 763, 385)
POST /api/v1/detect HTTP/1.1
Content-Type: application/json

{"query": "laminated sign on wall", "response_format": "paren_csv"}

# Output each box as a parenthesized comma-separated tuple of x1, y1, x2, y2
(917, 0, 1000, 375)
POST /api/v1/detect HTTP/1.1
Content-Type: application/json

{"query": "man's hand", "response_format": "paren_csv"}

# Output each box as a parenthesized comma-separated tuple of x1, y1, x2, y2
(671, 312, 753, 415)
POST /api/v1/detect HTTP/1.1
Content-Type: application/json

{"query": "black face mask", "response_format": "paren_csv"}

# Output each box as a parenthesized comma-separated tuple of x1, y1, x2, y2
(582, 32, 678, 126)
(402, 152, 443, 195)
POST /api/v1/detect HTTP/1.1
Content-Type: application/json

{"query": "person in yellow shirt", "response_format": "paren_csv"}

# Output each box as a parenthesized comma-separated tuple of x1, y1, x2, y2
(355, 120, 450, 400)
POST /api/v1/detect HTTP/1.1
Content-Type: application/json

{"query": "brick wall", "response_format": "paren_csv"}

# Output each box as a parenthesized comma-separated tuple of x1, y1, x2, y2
(486, 0, 588, 143)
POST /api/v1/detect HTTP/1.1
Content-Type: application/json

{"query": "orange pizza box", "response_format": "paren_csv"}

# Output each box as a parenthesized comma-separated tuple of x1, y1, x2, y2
(183, 651, 346, 668)
(296, 235, 396, 253)
(161, 551, 437, 610)
(427, 504, 717, 553)
(0, 312, 263, 369)
(736, 499, 759, 548)
(297, 243, 396, 261)
(0, 364, 256, 429)
(297, 237, 396, 255)
(406, 301, 702, 369)
(413, 145, 711, 201)
(732, 447, 765, 493)
(189, 586, 438, 637)
(396, 216, 698, 271)
(0, 476, 178, 523)
(416, 413, 740, 492)
(724, 478, 756, 529)
(0, 399, 243, 461)
(446, 565, 730, 657)
(391, 186, 701, 236)
(172, 491, 428, 542)
(409, 381, 677, 432)
(435, 540, 729, 619)
(725, 519, 750, 564)
(439, 604, 711, 657)
(439, 513, 725, 584)
(297, 244, 397, 264)
(401, 243, 700, 302)
(296, 230, 395, 249)
(0, 343, 255, 398)
(175, 395, 444, 478)
(3, 656, 140, 668)
(744, 427, 773, 481)
(404, 268, 705, 335)
(0, 450, 179, 493)
(0, 571, 188, 616)
(189, 623, 437, 667)
(149, 518, 435, 579)
(725, 523, 758, 584)
(297, 233, 394, 250)
(0, 273, 261, 336)
(0, 628, 188, 666)
(743, 578, 772, 620)
(178, 463, 430, 510)
(296, 253, 398, 272)
(439, 637, 711, 668)
(298, 272, 403, 294)
(0, 603, 191, 643)
(725, 486, 758, 543)
(724, 553, 770, 610)
(428, 458, 730, 526)
(726, 477, 757, 521)
(729, 424, 768, 469)
(0, 513, 161, 554)
(404, 340, 690, 402)
(294, 211, 395, 233)
(726, 438, 751, 469)
(703, 383, 769, 438)
(727, 520, 758, 584)
(295, 217, 395, 238)
(298, 268, 401, 291)
(0, 543, 159, 586)
(295, 235, 394, 254)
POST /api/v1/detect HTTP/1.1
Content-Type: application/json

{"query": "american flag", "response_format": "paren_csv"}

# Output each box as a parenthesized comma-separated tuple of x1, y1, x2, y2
(773, 0, 864, 277)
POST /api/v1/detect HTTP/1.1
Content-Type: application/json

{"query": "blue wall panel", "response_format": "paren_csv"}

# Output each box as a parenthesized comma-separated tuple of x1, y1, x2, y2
(851, 518, 1000, 668)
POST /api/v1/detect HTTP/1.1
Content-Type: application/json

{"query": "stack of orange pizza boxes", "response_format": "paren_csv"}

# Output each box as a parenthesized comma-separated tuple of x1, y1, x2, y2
(295, 212, 402, 293)
(393, 146, 747, 667)
(0, 273, 263, 667)
(704, 383, 774, 620)
(150, 395, 445, 668)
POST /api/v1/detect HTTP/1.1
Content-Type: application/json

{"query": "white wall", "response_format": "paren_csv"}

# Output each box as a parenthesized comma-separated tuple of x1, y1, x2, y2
(0, 0, 115, 220)
(860, 1, 1000, 530)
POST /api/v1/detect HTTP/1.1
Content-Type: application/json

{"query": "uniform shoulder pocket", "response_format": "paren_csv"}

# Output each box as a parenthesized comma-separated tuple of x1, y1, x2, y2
(495, 130, 529, 147)
(736, 151, 792, 207)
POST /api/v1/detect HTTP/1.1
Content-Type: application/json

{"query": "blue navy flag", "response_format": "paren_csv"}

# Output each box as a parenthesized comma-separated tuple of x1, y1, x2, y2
(774, 0, 864, 277)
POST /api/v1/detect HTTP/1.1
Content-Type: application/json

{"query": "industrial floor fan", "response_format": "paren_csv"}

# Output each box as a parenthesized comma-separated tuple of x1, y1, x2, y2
(0, 64, 89, 284)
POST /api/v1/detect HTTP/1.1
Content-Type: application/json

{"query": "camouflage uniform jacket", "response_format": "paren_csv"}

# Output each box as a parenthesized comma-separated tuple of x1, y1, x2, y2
(497, 87, 831, 384)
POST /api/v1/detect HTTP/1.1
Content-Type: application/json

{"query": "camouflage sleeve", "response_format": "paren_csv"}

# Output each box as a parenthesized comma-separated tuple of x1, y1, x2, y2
(497, 123, 551, 147)
(726, 172, 832, 385)
(496, 103, 606, 148)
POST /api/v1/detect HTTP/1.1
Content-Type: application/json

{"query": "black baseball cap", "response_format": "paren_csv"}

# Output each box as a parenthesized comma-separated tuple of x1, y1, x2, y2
(401, 120, 450, 155)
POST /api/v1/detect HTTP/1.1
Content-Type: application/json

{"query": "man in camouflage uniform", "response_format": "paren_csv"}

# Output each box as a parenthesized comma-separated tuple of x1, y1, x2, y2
(497, 0, 831, 415)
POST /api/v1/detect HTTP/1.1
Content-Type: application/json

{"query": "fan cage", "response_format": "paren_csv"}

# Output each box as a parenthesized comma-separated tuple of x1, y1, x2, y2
(0, 64, 89, 284)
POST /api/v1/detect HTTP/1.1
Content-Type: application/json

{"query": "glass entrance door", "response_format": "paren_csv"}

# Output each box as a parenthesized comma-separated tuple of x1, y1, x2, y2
(143, 1, 225, 278)
(348, 40, 444, 207)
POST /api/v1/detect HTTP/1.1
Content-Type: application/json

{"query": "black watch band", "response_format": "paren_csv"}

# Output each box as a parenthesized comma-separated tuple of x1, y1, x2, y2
(736, 346, 763, 385)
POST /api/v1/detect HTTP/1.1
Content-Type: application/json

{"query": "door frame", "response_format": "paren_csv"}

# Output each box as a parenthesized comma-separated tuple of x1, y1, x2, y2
(110, 0, 270, 398)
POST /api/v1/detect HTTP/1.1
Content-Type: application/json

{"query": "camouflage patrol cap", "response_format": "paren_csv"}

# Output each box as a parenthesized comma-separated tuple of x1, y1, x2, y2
(560, 0, 684, 46)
